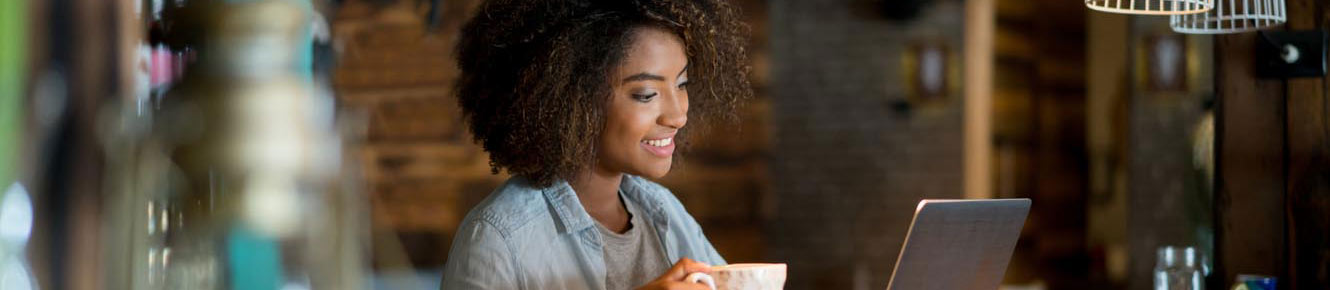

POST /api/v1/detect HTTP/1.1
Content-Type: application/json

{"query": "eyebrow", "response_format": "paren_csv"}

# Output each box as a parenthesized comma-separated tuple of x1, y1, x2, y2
(620, 64, 690, 84)
(621, 73, 666, 84)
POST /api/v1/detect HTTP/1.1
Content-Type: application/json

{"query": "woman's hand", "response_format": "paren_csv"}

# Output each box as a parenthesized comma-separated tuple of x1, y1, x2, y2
(635, 258, 713, 290)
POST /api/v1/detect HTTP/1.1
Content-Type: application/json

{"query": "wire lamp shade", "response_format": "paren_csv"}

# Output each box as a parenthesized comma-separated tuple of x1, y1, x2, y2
(1086, 0, 1214, 15)
(1171, 0, 1286, 34)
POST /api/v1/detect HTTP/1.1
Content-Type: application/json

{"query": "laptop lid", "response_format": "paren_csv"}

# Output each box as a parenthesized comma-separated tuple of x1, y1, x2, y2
(886, 199, 1031, 290)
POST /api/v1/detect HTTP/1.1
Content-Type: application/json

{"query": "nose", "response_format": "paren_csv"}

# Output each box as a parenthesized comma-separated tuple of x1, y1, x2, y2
(659, 91, 688, 129)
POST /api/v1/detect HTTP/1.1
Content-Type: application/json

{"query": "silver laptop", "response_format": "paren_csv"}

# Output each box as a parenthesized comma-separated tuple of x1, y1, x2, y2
(886, 199, 1031, 290)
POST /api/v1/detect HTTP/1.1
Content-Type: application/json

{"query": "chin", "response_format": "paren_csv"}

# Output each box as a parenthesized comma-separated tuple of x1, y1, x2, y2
(637, 160, 673, 179)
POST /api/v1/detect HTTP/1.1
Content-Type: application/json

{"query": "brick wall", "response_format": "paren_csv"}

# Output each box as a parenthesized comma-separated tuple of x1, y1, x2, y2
(1124, 16, 1213, 290)
(765, 0, 966, 289)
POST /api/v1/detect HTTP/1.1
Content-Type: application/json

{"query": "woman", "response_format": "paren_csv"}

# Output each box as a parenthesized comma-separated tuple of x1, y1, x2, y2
(440, 0, 752, 289)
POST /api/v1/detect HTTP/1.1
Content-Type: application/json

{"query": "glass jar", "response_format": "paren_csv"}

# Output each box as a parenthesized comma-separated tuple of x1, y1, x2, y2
(1154, 246, 1205, 290)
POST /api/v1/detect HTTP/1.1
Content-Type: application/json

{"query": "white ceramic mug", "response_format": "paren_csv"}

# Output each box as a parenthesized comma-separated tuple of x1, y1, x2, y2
(684, 263, 787, 290)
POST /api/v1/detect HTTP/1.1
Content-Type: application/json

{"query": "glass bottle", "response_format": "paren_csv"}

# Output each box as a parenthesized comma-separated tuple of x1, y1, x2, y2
(106, 0, 367, 289)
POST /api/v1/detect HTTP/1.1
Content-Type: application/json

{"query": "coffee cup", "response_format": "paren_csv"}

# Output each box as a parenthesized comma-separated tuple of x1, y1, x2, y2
(684, 263, 786, 290)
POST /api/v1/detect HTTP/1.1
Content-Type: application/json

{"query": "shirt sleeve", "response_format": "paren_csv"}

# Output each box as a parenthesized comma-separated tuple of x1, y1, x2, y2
(440, 219, 520, 290)
(690, 217, 728, 266)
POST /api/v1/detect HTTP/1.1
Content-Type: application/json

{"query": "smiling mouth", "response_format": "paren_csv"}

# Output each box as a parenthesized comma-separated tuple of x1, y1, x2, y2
(640, 137, 675, 157)
(641, 137, 673, 147)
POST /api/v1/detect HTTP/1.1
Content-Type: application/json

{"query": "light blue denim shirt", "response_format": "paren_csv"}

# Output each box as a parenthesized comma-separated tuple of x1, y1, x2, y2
(440, 175, 726, 290)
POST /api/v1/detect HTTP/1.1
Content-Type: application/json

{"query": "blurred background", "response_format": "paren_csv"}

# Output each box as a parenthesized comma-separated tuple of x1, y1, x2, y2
(0, 0, 1328, 289)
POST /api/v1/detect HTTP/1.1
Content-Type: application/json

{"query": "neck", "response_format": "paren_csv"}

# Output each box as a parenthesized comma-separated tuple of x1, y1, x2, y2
(570, 166, 629, 232)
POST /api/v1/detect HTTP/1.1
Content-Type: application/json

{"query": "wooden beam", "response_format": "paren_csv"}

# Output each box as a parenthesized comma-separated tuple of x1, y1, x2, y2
(965, 0, 995, 200)
(1086, 10, 1129, 286)
(1214, 31, 1288, 287)
(1283, 0, 1330, 289)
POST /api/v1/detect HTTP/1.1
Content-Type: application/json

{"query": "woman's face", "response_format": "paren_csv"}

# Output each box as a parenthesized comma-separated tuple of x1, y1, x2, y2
(597, 26, 690, 179)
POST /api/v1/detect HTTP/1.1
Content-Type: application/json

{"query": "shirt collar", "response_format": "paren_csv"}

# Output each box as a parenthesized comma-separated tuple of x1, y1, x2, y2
(618, 175, 671, 232)
(541, 175, 668, 235)
(541, 179, 596, 234)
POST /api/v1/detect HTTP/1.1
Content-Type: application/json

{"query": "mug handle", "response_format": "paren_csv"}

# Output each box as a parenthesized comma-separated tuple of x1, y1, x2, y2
(685, 272, 716, 290)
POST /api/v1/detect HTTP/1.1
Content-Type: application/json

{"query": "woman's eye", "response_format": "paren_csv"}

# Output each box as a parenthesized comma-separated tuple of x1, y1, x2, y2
(677, 80, 690, 90)
(632, 92, 658, 102)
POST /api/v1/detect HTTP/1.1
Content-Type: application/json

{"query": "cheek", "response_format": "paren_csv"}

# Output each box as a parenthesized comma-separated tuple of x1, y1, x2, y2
(611, 104, 654, 141)
(603, 100, 656, 153)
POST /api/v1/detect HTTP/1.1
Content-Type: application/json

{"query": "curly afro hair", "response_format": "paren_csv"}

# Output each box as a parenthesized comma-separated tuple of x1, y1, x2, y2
(454, 0, 752, 187)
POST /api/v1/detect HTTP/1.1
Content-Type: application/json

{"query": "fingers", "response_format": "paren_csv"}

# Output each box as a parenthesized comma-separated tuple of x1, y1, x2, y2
(639, 258, 715, 290)
(665, 258, 712, 281)
(679, 258, 714, 276)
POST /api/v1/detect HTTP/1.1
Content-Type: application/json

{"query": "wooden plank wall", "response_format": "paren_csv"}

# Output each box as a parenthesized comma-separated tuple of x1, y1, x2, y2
(331, 0, 773, 269)
(1282, 0, 1330, 289)
(1214, 30, 1287, 288)
(993, 0, 1090, 287)
(1215, 0, 1330, 288)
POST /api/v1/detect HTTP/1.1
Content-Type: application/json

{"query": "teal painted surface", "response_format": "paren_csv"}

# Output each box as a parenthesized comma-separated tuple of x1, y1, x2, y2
(227, 226, 285, 290)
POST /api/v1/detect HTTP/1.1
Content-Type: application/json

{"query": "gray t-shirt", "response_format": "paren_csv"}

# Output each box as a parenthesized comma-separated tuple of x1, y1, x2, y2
(596, 192, 671, 289)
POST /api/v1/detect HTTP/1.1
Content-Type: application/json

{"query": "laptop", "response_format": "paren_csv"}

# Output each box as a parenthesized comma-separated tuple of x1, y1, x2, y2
(886, 199, 1031, 290)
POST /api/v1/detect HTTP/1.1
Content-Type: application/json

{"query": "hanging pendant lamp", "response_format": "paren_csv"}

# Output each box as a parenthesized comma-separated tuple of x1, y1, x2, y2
(1171, 0, 1286, 34)
(1086, 0, 1214, 15)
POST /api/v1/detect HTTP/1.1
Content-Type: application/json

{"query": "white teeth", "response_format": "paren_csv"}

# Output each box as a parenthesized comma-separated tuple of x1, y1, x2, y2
(642, 137, 673, 147)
